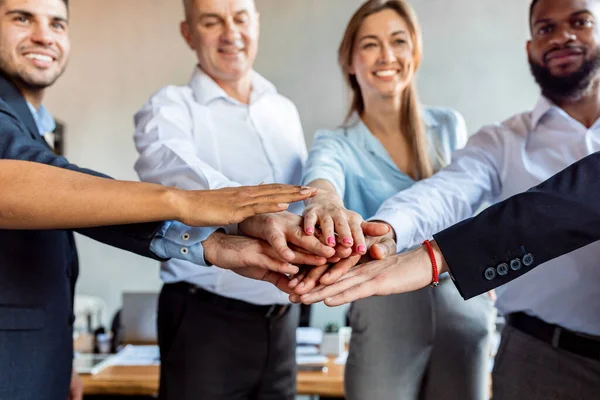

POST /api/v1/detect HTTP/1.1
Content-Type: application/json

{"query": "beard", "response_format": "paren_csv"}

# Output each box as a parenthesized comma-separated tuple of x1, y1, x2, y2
(529, 47, 600, 102)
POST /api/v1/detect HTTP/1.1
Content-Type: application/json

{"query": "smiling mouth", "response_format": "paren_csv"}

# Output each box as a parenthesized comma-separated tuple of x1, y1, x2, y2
(24, 53, 55, 63)
(373, 70, 399, 77)
(218, 48, 244, 55)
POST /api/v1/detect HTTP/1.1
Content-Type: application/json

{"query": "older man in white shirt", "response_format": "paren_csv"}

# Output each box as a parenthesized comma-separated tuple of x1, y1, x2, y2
(133, 0, 338, 399)
(296, 0, 600, 398)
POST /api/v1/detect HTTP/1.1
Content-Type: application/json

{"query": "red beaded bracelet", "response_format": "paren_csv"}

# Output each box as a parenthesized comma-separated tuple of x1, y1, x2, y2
(422, 240, 439, 288)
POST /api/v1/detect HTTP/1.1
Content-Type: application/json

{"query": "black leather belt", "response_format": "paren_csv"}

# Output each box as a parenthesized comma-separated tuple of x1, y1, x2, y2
(169, 282, 291, 318)
(507, 312, 600, 361)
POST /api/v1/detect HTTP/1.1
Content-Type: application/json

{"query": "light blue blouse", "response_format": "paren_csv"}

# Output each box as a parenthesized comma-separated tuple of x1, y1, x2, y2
(302, 107, 468, 220)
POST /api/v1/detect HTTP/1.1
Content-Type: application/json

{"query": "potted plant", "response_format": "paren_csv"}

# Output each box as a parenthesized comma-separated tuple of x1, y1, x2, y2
(321, 322, 344, 356)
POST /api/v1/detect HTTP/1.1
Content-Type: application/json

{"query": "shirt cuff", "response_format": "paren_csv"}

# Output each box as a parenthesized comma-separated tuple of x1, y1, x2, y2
(370, 208, 419, 253)
(150, 221, 218, 266)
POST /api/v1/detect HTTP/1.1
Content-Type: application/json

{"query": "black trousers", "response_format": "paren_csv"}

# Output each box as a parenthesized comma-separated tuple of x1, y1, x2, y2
(157, 283, 299, 400)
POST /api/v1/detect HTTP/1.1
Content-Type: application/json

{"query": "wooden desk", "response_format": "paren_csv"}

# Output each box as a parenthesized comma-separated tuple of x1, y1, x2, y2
(82, 357, 344, 397)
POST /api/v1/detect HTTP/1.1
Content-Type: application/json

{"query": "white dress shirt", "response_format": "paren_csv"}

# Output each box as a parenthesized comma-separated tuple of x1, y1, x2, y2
(374, 97, 600, 335)
(134, 67, 307, 306)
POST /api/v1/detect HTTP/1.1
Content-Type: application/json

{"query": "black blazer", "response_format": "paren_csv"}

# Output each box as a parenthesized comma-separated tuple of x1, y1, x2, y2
(434, 151, 600, 300)
(0, 75, 165, 400)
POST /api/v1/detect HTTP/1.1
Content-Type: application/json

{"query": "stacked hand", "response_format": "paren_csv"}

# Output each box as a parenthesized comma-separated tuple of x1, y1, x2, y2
(199, 183, 446, 304)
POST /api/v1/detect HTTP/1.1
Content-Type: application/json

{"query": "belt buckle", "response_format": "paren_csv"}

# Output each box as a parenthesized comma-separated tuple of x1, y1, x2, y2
(265, 305, 288, 318)
(551, 326, 562, 349)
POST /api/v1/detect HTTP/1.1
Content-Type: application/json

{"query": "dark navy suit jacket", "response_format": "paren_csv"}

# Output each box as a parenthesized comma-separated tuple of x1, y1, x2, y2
(434, 150, 600, 299)
(0, 75, 164, 400)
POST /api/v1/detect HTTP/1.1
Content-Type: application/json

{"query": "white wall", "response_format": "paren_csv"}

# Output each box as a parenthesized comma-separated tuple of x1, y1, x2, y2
(44, 0, 539, 328)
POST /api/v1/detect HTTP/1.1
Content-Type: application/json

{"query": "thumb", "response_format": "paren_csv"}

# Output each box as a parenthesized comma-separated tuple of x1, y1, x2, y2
(369, 239, 395, 260)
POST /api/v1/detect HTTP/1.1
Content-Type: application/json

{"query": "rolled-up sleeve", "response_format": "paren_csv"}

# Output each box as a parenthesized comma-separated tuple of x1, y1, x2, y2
(302, 130, 347, 197)
(374, 125, 506, 252)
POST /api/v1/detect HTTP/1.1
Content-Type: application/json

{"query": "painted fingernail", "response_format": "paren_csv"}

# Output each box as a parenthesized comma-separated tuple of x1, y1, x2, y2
(343, 237, 352, 245)
(305, 227, 314, 235)
(328, 236, 336, 245)
(357, 244, 366, 253)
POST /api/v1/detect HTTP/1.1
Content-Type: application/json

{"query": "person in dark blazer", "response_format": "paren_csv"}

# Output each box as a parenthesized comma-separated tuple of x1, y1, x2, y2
(0, 1, 315, 399)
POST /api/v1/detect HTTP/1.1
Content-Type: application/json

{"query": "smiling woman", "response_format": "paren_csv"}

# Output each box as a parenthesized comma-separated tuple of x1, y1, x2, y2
(297, 1, 496, 399)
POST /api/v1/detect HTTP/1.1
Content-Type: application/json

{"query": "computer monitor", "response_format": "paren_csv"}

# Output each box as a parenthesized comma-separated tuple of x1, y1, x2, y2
(121, 292, 159, 344)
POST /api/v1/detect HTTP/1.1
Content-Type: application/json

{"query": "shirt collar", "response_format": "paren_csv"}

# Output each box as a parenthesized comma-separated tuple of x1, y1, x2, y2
(530, 96, 556, 129)
(26, 102, 56, 136)
(188, 66, 277, 106)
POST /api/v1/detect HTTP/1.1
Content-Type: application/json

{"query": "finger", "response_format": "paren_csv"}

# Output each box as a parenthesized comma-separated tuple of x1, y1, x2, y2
(253, 253, 299, 275)
(300, 273, 369, 304)
(243, 184, 316, 197)
(319, 254, 361, 285)
(330, 245, 353, 261)
(253, 189, 317, 205)
(350, 218, 367, 255)
(288, 267, 309, 289)
(361, 221, 391, 237)
(289, 293, 302, 303)
(324, 280, 380, 306)
(288, 250, 328, 266)
(287, 231, 336, 259)
(237, 267, 294, 294)
(294, 264, 331, 295)
(319, 215, 336, 247)
(303, 210, 318, 236)
(265, 229, 296, 262)
(369, 237, 397, 260)
(262, 270, 295, 294)
(332, 213, 353, 247)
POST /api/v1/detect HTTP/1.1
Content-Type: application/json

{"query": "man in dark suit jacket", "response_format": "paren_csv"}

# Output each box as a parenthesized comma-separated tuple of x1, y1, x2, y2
(0, 1, 316, 399)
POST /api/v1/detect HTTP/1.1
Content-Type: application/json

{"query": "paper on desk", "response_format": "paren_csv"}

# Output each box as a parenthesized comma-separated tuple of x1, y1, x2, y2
(296, 345, 319, 355)
(105, 345, 160, 367)
(296, 327, 323, 345)
(296, 354, 329, 365)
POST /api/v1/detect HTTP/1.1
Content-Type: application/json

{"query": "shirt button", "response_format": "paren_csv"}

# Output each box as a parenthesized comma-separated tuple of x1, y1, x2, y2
(180, 247, 189, 255)
(496, 263, 509, 276)
(182, 233, 191, 241)
(510, 258, 522, 271)
(484, 267, 497, 281)
(522, 253, 534, 267)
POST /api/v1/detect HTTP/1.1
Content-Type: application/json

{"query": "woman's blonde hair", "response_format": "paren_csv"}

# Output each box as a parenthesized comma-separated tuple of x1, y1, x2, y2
(338, 0, 433, 179)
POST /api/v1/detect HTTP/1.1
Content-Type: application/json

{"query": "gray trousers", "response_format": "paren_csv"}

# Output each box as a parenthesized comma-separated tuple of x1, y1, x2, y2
(492, 324, 600, 400)
(345, 277, 495, 400)
(157, 283, 299, 400)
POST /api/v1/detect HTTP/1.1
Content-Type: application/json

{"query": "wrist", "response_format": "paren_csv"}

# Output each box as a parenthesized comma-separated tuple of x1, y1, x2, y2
(202, 231, 225, 265)
(164, 187, 190, 223)
(429, 240, 448, 275)
(305, 191, 343, 208)
(238, 213, 267, 237)
(417, 240, 448, 288)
